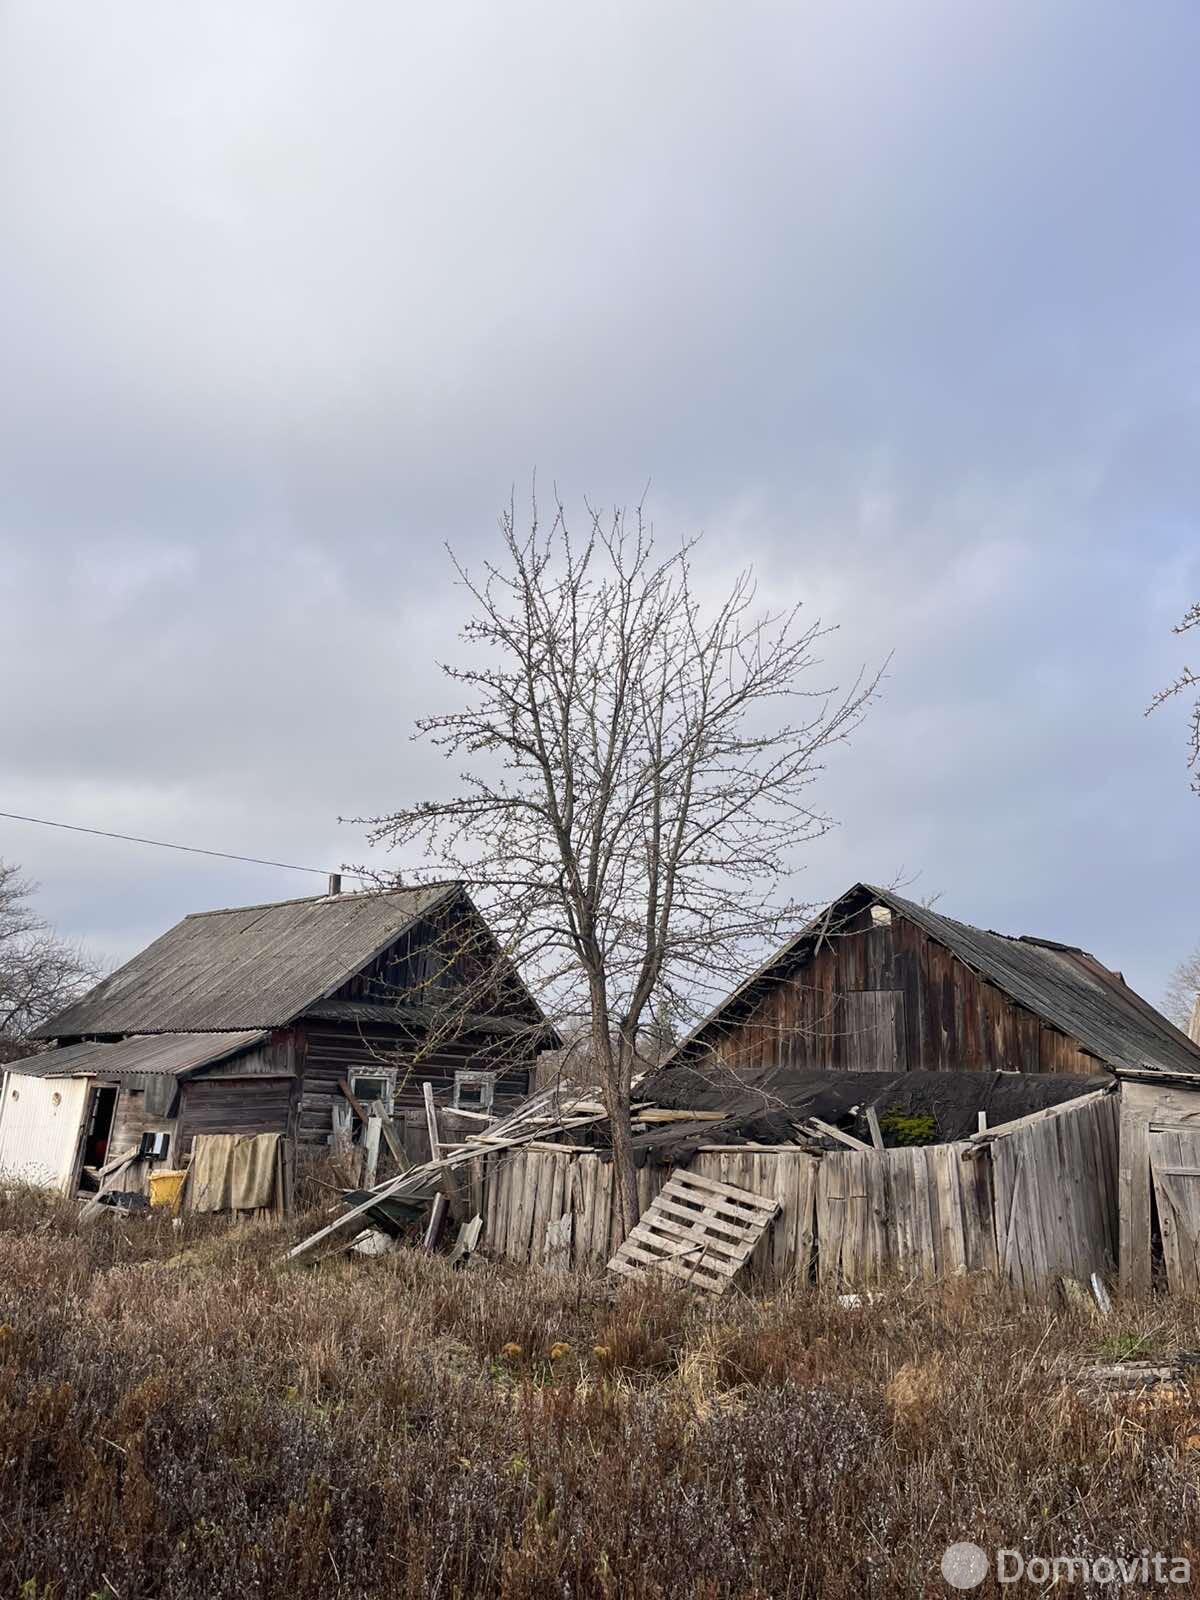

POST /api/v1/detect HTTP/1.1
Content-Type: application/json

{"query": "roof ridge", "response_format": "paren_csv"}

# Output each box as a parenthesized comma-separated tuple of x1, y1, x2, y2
(183, 881, 460, 920)
(873, 886, 1094, 959)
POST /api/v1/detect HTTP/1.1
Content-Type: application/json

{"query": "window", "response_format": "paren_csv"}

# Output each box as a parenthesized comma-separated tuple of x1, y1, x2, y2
(350, 1070, 396, 1117)
(453, 1070, 496, 1112)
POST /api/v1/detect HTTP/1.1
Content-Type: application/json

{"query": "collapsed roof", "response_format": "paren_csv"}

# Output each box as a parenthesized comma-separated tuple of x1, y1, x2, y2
(627, 1064, 1109, 1165)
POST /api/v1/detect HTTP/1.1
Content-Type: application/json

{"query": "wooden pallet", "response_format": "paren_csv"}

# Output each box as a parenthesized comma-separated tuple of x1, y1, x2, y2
(607, 1167, 780, 1295)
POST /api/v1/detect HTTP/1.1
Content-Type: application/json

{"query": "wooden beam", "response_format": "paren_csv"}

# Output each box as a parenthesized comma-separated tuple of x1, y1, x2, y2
(338, 1078, 371, 1125)
(362, 1116, 382, 1187)
(423, 1081, 441, 1163)
(378, 1116, 408, 1171)
(865, 1106, 884, 1152)
(422, 1192, 448, 1251)
(801, 1116, 872, 1153)
(631, 1108, 730, 1124)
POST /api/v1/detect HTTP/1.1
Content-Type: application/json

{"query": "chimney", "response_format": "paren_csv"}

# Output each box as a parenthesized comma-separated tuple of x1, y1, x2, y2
(327, 873, 342, 896)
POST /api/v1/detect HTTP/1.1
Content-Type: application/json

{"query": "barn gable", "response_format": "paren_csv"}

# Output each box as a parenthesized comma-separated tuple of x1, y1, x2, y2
(669, 883, 1200, 1078)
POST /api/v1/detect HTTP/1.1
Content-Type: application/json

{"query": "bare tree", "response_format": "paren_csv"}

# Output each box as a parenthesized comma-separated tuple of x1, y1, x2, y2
(363, 498, 880, 1235)
(0, 862, 101, 1063)
(1162, 943, 1200, 1036)
(1149, 602, 1200, 791)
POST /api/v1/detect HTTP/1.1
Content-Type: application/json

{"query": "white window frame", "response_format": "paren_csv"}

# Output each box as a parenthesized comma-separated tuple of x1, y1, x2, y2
(349, 1068, 398, 1117)
(453, 1070, 496, 1112)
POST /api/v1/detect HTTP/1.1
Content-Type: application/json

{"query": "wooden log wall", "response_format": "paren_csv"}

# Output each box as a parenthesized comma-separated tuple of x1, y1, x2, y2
(175, 1077, 294, 1159)
(701, 910, 1101, 1077)
(482, 1095, 1120, 1292)
(294, 1020, 533, 1147)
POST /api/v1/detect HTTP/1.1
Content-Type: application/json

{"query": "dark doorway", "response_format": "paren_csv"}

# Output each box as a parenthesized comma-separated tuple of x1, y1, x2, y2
(80, 1085, 118, 1185)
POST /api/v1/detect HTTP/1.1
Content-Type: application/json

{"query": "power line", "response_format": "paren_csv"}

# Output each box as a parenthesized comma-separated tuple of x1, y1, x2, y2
(0, 810, 365, 880)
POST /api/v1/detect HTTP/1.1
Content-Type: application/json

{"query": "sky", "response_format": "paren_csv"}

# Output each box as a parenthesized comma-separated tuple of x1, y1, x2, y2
(1, 0, 1198, 1008)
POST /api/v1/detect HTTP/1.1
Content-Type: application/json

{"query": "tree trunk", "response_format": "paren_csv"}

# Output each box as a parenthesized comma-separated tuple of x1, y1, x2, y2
(603, 1077, 640, 1241)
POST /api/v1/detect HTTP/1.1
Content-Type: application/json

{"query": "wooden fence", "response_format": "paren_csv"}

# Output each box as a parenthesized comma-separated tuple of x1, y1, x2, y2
(481, 1090, 1120, 1292)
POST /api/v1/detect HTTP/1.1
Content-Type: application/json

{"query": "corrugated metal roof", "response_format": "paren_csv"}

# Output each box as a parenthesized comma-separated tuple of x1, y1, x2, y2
(35, 884, 457, 1037)
(669, 882, 1200, 1077)
(3, 1031, 267, 1080)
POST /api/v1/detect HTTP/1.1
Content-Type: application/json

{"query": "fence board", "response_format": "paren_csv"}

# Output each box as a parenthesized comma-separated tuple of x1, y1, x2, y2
(481, 1093, 1119, 1294)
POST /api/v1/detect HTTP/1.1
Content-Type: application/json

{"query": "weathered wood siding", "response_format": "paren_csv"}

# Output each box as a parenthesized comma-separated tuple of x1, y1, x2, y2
(988, 1091, 1119, 1296)
(483, 1095, 1119, 1293)
(484, 1149, 819, 1284)
(105, 1085, 181, 1194)
(1120, 1075, 1200, 1295)
(702, 909, 1100, 1076)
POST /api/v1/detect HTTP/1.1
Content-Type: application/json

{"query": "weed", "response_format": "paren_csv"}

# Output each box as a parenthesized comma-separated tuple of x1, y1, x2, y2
(1, 1185, 1199, 1597)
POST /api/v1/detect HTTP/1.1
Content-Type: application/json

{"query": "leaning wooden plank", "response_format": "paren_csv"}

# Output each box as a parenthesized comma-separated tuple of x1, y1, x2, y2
(362, 1116, 382, 1188)
(378, 1117, 409, 1172)
(800, 1117, 873, 1154)
(338, 1078, 373, 1126)
(423, 1082, 441, 1163)
(422, 1192, 448, 1251)
(448, 1215, 484, 1267)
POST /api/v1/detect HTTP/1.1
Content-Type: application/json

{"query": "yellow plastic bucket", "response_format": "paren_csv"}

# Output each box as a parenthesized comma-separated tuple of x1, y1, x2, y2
(148, 1169, 187, 1211)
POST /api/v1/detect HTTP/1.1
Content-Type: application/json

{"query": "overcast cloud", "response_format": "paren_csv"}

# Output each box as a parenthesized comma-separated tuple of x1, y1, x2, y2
(1, 0, 1198, 1003)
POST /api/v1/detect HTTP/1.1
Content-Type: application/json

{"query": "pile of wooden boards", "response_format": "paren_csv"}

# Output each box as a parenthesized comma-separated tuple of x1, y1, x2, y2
(287, 1082, 613, 1265)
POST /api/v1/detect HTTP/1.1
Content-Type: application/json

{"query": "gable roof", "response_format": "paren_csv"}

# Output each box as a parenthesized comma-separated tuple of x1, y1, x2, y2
(669, 882, 1200, 1078)
(35, 884, 461, 1037)
(4, 1031, 267, 1080)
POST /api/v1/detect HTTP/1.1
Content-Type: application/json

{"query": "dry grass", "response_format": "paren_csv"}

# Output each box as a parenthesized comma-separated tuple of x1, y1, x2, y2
(2, 1184, 1200, 1598)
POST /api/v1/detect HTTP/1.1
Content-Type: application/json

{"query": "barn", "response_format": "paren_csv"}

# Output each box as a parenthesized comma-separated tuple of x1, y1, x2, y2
(475, 884, 1200, 1296)
(666, 881, 1200, 1081)
(0, 880, 556, 1204)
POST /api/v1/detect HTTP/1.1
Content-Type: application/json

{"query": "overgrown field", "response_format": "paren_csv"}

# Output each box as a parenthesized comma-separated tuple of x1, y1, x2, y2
(3, 1185, 1200, 1599)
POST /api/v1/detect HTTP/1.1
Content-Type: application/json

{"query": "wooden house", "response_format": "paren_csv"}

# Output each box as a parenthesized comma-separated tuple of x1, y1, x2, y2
(0, 881, 556, 1199)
